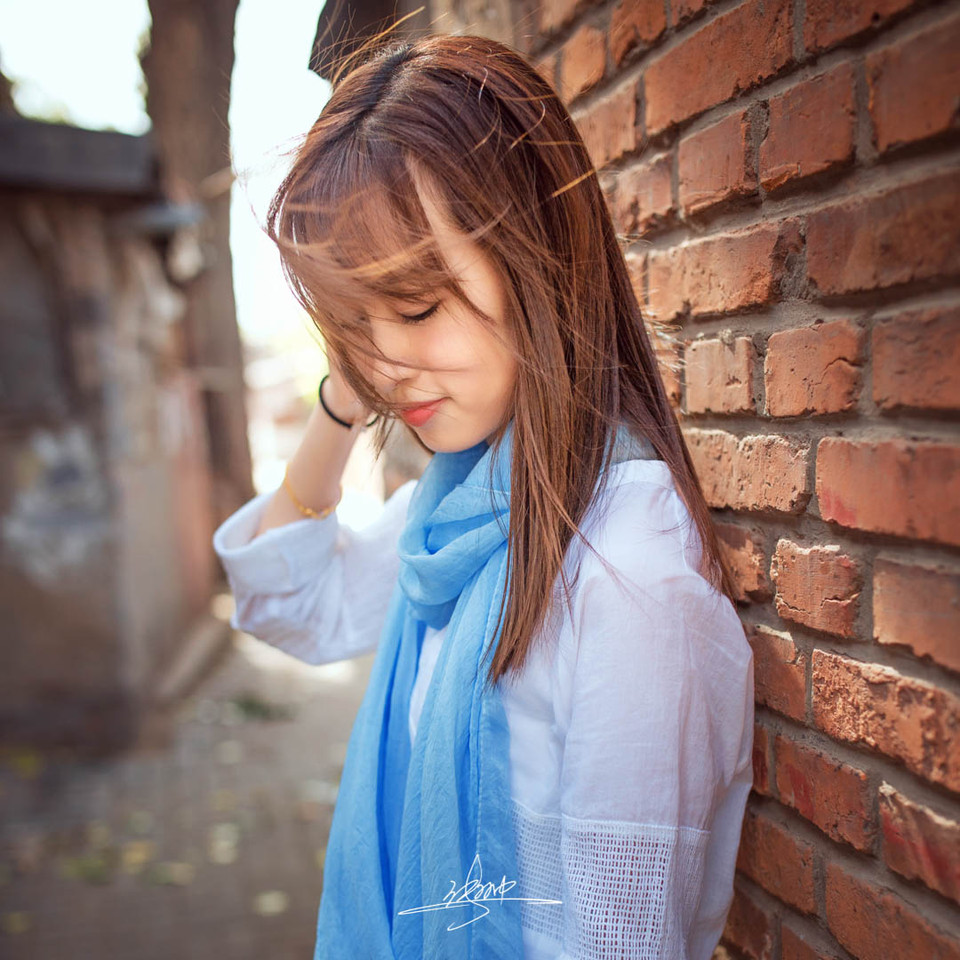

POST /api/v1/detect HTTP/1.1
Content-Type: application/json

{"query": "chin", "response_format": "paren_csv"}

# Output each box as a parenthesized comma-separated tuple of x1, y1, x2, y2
(416, 424, 489, 455)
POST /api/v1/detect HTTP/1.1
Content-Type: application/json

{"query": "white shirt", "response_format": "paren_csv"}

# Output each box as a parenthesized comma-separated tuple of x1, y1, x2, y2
(212, 458, 754, 960)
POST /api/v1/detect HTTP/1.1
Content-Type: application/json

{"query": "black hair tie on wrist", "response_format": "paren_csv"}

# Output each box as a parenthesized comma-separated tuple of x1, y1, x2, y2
(318, 374, 379, 429)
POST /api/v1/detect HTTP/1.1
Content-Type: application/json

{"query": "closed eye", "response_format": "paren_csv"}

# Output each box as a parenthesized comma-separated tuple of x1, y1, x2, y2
(398, 302, 440, 324)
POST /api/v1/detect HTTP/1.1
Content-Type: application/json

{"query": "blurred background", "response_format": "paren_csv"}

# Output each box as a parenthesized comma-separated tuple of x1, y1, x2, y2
(0, 0, 434, 956)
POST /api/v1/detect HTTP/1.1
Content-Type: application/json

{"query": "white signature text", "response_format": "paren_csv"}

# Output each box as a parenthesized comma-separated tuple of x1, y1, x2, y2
(396, 852, 562, 931)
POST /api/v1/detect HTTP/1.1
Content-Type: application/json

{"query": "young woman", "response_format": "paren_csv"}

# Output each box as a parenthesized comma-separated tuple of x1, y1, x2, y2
(213, 33, 754, 960)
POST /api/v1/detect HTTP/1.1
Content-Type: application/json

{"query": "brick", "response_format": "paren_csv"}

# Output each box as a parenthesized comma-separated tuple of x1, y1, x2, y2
(609, 0, 666, 66)
(715, 521, 771, 603)
(645, 0, 793, 136)
(770, 539, 861, 638)
(539, 0, 587, 33)
(736, 806, 816, 913)
(806, 171, 960, 297)
(626, 249, 644, 299)
(673, 0, 709, 23)
(573, 82, 638, 169)
(559, 24, 606, 102)
(872, 305, 960, 413)
(686, 429, 811, 513)
(879, 782, 960, 904)
(651, 328, 682, 407)
(812, 649, 960, 792)
(722, 883, 775, 960)
(824, 860, 960, 960)
(774, 735, 874, 851)
(765, 318, 865, 417)
(534, 53, 558, 93)
(781, 922, 841, 960)
(685, 336, 756, 414)
(867, 13, 960, 154)
(678, 109, 756, 216)
(874, 558, 960, 675)
(816, 438, 960, 548)
(599, 171, 619, 226)
(804, 0, 918, 53)
(747, 625, 806, 721)
(760, 62, 856, 193)
(615, 154, 674, 237)
(647, 219, 802, 321)
(752, 722, 771, 797)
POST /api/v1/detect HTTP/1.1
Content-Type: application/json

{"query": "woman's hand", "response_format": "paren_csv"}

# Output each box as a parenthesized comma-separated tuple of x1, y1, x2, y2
(324, 353, 373, 426)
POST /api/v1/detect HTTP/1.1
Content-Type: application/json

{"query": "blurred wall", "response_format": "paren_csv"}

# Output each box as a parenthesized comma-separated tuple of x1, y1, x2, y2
(0, 115, 218, 755)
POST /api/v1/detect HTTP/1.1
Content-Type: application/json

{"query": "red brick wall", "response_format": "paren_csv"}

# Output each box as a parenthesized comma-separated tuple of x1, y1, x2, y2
(523, 1, 960, 957)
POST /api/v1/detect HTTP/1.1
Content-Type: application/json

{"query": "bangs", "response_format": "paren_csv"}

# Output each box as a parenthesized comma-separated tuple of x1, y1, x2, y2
(274, 137, 469, 336)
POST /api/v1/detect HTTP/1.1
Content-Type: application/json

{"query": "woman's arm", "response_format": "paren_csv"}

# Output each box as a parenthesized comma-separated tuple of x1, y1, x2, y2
(254, 361, 370, 538)
(212, 361, 419, 664)
(555, 479, 755, 959)
(213, 478, 416, 665)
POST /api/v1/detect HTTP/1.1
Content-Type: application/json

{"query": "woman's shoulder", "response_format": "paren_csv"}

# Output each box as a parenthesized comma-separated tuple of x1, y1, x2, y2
(554, 457, 750, 683)
(571, 458, 700, 585)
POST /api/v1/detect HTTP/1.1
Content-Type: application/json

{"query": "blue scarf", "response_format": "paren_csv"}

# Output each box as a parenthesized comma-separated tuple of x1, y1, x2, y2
(313, 419, 654, 958)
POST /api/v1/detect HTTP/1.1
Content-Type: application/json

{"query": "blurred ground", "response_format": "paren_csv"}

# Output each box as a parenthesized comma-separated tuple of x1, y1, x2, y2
(0, 629, 374, 960)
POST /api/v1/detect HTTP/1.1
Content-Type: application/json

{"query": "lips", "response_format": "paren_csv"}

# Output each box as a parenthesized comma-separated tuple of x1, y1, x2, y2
(398, 398, 445, 427)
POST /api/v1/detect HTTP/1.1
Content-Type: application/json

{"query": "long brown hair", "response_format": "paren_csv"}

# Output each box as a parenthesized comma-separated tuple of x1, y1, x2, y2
(265, 30, 739, 689)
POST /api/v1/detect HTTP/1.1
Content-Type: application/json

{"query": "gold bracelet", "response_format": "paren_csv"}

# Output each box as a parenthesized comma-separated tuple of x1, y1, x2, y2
(282, 464, 342, 520)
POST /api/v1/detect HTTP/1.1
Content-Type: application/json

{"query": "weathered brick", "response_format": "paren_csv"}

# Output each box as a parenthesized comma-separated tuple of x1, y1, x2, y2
(647, 219, 801, 321)
(652, 328, 682, 407)
(781, 922, 841, 960)
(866, 11, 960, 152)
(804, 0, 918, 53)
(673, 0, 709, 23)
(874, 558, 960, 675)
(879, 782, 960, 904)
(686, 429, 811, 513)
(559, 24, 606, 102)
(625, 249, 644, 299)
(824, 860, 960, 960)
(770, 539, 861, 638)
(573, 82, 638, 168)
(539, 0, 586, 33)
(806, 171, 960, 297)
(722, 882, 775, 960)
(737, 806, 816, 913)
(752, 722, 771, 797)
(645, 0, 793, 135)
(872, 305, 960, 413)
(760, 62, 856, 192)
(615, 153, 674, 237)
(599, 171, 619, 226)
(774, 734, 874, 851)
(816, 438, 960, 548)
(534, 52, 558, 93)
(747, 624, 806, 721)
(765, 319, 865, 417)
(685, 336, 756, 414)
(609, 0, 666, 66)
(715, 520, 771, 603)
(679, 109, 757, 216)
(630, 253, 683, 410)
(812, 649, 960, 792)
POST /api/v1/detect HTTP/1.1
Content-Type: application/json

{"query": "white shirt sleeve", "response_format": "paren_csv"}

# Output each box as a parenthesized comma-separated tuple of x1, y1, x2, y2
(211, 479, 417, 664)
(556, 479, 754, 959)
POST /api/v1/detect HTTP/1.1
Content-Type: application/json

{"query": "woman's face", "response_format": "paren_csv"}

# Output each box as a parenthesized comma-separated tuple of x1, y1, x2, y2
(361, 190, 518, 454)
